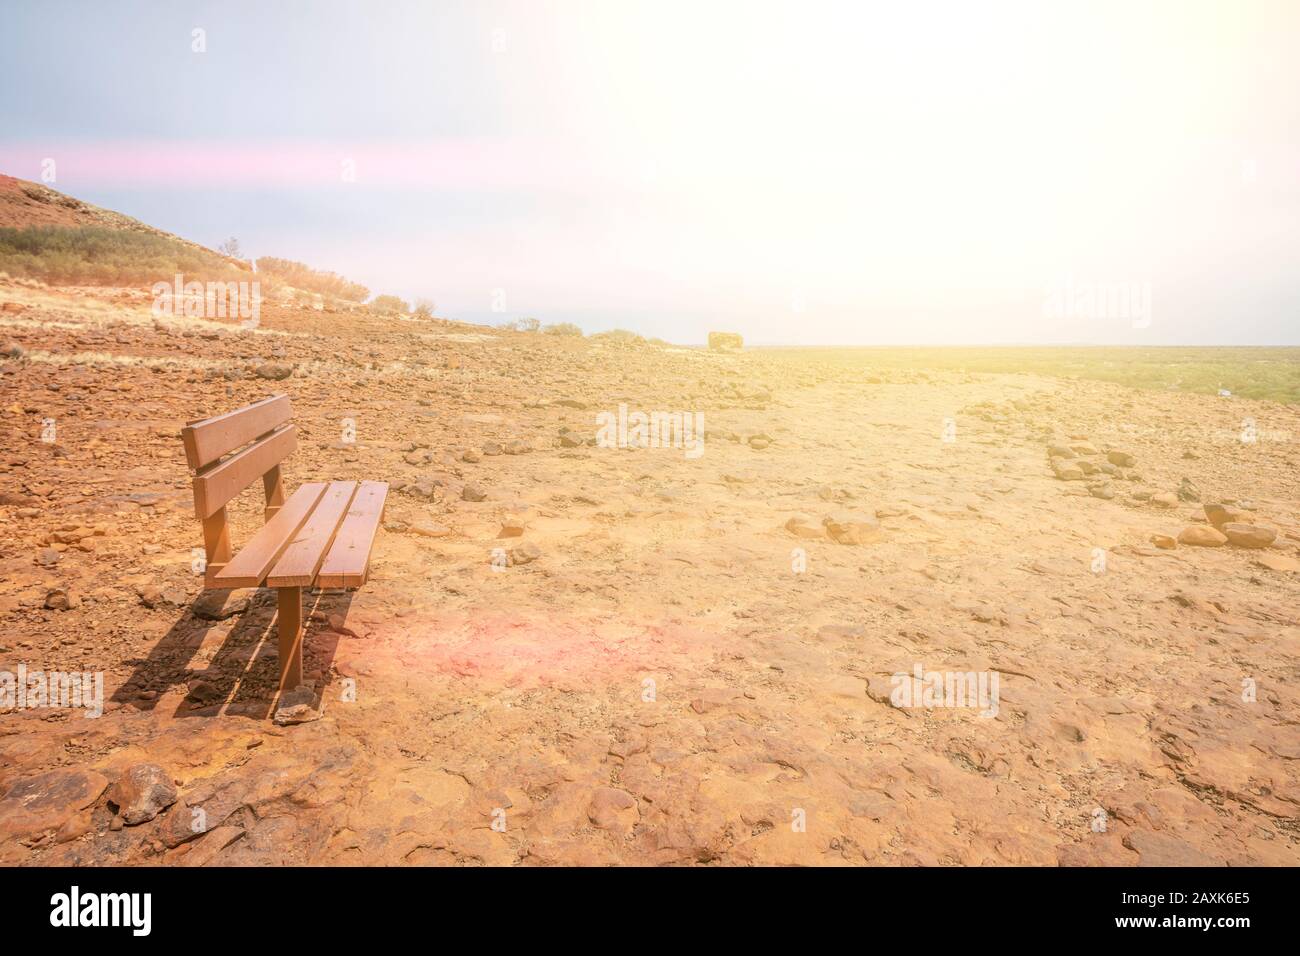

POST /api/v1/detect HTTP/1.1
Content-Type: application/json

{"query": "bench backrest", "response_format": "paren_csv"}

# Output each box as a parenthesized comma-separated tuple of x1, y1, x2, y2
(181, 394, 295, 581)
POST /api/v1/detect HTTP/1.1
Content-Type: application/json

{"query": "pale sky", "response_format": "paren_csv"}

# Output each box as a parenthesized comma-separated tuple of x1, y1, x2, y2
(2, 0, 1298, 344)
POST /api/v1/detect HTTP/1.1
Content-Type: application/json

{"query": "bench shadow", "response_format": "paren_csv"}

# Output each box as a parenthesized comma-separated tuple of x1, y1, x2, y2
(112, 588, 355, 720)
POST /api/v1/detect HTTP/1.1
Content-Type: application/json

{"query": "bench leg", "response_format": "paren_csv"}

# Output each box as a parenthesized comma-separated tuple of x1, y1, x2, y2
(277, 586, 303, 690)
(262, 464, 286, 521)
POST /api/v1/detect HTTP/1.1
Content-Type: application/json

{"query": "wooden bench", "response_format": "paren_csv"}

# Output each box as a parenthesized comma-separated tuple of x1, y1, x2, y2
(180, 395, 388, 691)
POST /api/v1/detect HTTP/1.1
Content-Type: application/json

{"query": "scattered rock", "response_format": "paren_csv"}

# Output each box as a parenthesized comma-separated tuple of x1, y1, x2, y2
(274, 684, 325, 726)
(44, 587, 77, 610)
(822, 511, 883, 545)
(410, 521, 451, 538)
(507, 542, 541, 566)
(1052, 459, 1084, 481)
(186, 678, 224, 706)
(1221, 523, 1276, 549)
(158, 799, 207, 848)
(325, 613, 359, 637)
(107, 764, 178, 825)
(1150, 534, 1177, 550)
(253, 362, 293, 381)
(784, 514, 823, 539)
(461, 484, 487, 502)
(1106, 450, 1136, 467)
(1177, 477, 1201, 502)
(192, 588, 253, 621)
(1177, 525, 1228, 547)
(403, 480, 440, 501)
(1204, 503, 1249, 528)
(138, 584, 189, 608)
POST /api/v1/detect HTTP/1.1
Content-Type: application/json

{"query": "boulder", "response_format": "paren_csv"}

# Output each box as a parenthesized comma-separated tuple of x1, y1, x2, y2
(1177, 525, 1228, 547)
(107, 763, 178, 825)
(1204, 503, 1251, 528)
(1221, 523, 1276, 549)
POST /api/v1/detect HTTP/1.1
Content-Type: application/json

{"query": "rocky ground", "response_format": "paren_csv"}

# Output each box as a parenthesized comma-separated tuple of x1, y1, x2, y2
(1, 278, 1297, 866)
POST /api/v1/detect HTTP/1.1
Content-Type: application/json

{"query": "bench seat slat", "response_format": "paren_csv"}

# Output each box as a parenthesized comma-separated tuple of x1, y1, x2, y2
(211, 482, 328, 588)
(317, 481, 389, 588)
(182, 394, 292, 470)
(266, 481, 357, 587)
(192, 424, 297, 519)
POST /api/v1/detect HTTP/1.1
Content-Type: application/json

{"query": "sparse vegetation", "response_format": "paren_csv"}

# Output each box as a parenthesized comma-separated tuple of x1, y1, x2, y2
(0, 225, 248, 286)
(370, 294, 409, 315)
(589, 328, 646, 347)
(412, 298, 436, 320)
(217, 237, 243, 259)
(501, 317, 540, 332)
(255, 256, 369, 302)
(542, 322, 583, 337)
